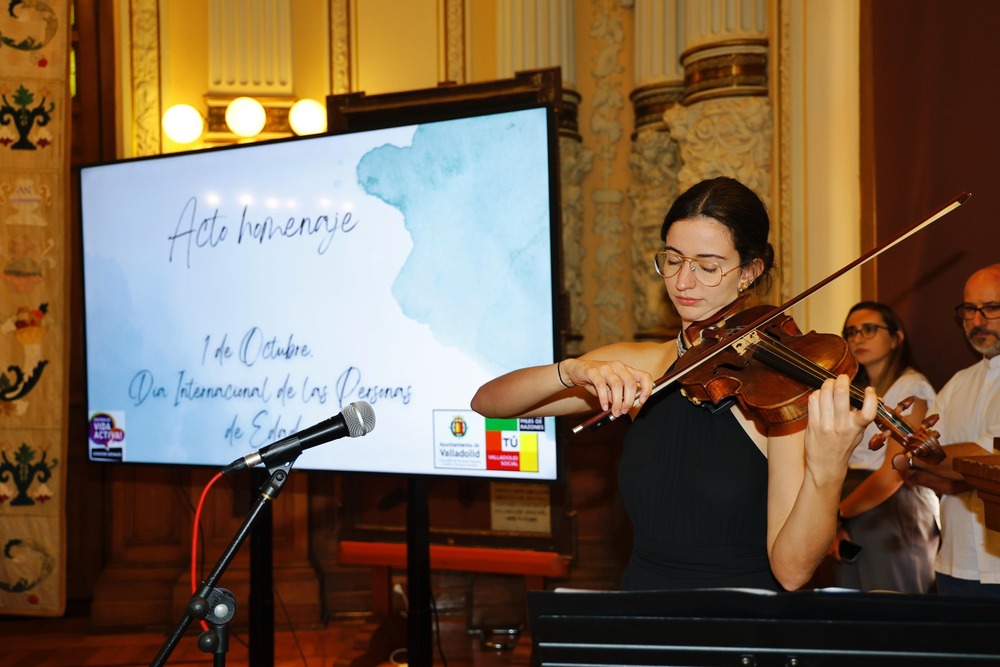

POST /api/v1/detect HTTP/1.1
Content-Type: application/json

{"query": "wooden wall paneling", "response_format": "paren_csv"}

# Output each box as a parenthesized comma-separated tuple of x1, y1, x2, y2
(91, 467, 320, 629)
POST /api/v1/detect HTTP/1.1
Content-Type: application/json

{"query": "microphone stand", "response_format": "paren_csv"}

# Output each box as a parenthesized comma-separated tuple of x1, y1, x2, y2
(150, 457, 297, 667)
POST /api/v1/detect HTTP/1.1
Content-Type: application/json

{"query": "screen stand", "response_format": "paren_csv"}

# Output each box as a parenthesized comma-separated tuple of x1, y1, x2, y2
(407, 476, 433, 667)
(249, 467, 275, 667)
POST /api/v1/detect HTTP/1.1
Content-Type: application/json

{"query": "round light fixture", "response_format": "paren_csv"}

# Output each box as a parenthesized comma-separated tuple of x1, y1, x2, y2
(162, 104, 205, 144)
(288, 98, 327, 135)
(225, 97, 267, 137)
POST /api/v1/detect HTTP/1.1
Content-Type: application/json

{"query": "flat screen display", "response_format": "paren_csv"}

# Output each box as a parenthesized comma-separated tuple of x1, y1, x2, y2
(79, 104, 562, 480)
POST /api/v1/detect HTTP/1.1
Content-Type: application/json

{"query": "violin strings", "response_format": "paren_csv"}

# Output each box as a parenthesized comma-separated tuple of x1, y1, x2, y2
(752, 335, 909, 433)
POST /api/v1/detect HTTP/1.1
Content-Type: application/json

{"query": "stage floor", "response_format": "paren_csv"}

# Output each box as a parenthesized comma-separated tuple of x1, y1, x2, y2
(0, 611, 529, 667)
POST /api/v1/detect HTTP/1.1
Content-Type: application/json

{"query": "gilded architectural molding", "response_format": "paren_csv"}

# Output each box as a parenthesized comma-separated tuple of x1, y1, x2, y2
(680, 39, 769, 105)
(331, 0, 351, 94)
(130, 0, 161, 156)
(630, 83, 682, 134)
(444, 0, 465, 84)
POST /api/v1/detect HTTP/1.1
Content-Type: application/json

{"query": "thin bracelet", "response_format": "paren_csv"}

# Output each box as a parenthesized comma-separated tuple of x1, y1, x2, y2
(556, 360, 572, 388)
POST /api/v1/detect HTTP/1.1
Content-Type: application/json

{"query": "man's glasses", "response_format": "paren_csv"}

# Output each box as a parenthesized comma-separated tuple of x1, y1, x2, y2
(954, 303, 1000, 321)
(842, 323, 890, 340)
(653, 250, 741, 287)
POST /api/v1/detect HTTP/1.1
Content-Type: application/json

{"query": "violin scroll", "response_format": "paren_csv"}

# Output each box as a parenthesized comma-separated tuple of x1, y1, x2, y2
(904, 414, 944, 464)
(869, 395, 946, 464)
(867, 396, 915, 451)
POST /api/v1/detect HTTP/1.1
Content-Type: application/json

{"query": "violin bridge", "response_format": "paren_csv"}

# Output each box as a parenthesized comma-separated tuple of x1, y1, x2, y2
(731, 330, 761, 356)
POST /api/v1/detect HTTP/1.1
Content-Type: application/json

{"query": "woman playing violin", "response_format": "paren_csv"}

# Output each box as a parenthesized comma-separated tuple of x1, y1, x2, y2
(471, 176, 878, 591)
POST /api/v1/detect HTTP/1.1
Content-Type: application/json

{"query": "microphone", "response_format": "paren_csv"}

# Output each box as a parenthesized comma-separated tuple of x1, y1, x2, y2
(221, 401, 375, 474)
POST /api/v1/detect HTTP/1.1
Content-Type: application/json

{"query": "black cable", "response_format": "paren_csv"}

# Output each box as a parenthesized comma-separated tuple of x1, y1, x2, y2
(274, 583, 310, 666)
(430, 591, 448, 667)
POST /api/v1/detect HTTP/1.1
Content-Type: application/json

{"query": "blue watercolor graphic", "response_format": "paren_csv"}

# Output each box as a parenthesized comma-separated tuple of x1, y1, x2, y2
(356, 110, 554, 371)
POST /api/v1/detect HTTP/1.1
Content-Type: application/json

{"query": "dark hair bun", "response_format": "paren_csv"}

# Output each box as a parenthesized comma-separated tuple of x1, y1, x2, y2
(660, 177, 774, 290)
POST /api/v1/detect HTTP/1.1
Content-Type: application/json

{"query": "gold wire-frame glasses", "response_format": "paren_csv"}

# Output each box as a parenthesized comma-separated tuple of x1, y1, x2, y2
(653, 250, 741, 287)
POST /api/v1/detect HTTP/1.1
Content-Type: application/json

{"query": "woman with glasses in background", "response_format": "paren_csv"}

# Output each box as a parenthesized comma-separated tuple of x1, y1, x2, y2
(832, 302, 939, 593)
(472, 177, 877, 592)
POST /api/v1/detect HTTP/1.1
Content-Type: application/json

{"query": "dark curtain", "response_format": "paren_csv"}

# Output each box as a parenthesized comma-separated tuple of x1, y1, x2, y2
(863, 0, 999, 390)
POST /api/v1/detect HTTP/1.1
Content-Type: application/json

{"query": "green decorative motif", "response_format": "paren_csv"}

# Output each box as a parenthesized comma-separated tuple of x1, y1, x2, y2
(0, 0, 59, 52)
(0, 538, 54, 593)
(0, 360, 48, 401)
(0, 85, 55, 150)
(0, 442, 56, 506)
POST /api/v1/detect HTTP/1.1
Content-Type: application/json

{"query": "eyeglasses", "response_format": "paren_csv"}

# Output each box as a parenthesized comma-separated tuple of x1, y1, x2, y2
(842, 323, 890, 340)
(653, 250, 741, 287)
(954, 302, 1000, 321)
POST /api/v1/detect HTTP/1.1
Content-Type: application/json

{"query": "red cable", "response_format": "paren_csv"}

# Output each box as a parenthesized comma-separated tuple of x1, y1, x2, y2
(191, 471, 224, 632)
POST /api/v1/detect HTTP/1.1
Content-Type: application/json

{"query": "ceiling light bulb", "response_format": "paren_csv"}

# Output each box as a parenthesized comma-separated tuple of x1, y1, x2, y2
(162, 104, 205, 144)
(225, 97, 267, 137)
(289, 98, 327, 135)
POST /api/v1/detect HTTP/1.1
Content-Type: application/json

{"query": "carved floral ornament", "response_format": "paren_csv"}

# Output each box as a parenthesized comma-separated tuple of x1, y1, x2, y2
(664, 97, 772, 198)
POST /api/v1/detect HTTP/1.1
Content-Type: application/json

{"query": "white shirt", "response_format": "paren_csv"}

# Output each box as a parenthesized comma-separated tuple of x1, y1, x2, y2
(849, 369, 936, 471)
(932, 355, 1000, 582)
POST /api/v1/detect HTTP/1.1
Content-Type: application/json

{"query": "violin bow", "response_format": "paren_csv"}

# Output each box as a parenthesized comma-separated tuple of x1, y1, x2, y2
(572, 190, 972, 434)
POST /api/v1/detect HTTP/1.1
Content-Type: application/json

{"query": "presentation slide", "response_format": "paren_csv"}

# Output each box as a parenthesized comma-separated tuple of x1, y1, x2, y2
(80, 106, 561, 480)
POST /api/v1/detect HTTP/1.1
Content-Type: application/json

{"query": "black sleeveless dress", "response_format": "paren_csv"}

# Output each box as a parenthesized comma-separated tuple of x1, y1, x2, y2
(617, 383, 781, 591)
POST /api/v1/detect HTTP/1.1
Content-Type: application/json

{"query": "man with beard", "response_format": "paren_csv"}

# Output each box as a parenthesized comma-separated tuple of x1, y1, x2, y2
(899, 263, 1000, 596)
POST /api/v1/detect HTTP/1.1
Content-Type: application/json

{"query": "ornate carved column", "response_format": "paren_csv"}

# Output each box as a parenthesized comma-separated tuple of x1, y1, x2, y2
(497, 0, 590, 355)
(655, 0, 774, 309)
(663, 0, 772, 203)
(585, 1, 630, 347)
(629, 0, 684, 339)
(497, 0, 576, 86)
(557, 117, 593, 357)
(665, 97, 771, 201)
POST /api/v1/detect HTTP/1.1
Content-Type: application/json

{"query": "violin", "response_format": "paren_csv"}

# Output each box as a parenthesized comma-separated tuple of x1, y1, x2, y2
(675, 305, 858, 426)
(674, 304, 945, 463)
(571, 191, 972, 464)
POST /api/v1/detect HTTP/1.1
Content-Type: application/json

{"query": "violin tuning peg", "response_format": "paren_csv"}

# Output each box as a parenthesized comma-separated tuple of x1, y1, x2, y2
(923, 413, 940, 428)
(868, 432, 887, 451)
(917, 442, 947, 465)
(895, 396, 915, 412)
